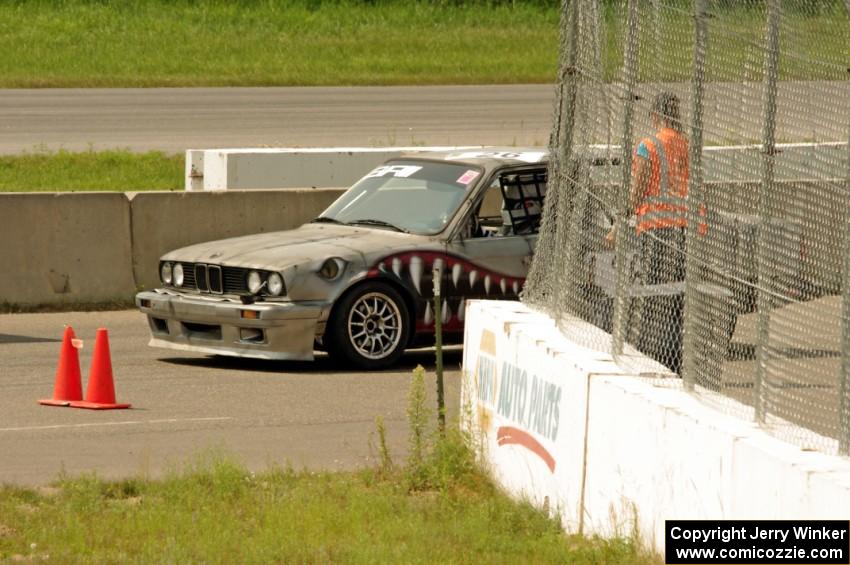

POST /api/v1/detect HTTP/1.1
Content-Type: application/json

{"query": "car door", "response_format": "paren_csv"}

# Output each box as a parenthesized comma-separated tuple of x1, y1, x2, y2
(441, 167, 546, 328)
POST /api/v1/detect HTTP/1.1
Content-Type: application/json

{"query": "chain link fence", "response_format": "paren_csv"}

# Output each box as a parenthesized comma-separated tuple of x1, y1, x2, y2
(523, 0, 849, 454)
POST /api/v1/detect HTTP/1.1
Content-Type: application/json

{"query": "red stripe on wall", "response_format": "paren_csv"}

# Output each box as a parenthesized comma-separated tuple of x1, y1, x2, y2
(496, 426, 556, 473)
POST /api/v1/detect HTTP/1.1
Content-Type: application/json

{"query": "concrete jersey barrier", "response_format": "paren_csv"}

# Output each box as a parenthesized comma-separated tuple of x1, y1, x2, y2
(129, 189, 344, 291)
(0, 189, 344, 307)
(0, 178, 841, 306)
(0, 192, 135, 306)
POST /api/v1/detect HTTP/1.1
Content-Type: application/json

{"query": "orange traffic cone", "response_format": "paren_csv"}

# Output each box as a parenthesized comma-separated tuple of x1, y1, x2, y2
(70, 328, 131, 410)
(39, 326, 84, 407)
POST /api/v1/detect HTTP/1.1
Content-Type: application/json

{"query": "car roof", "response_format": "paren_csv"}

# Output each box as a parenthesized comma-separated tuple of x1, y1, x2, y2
(397, 147, 549, 168)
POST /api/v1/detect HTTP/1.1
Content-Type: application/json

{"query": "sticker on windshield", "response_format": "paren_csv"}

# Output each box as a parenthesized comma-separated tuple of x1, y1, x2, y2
(364, 165, 423, 179)
(456, 170, 480, 185)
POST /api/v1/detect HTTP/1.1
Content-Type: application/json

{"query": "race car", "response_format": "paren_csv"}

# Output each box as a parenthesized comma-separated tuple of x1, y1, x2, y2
(136, 149, 548, 369)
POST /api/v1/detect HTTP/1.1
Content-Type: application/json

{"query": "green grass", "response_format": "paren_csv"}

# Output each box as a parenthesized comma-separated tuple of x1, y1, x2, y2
(0, 0, 560, 87)
(0, 0, 844, 88)
(0, 149, 183, 192)
(0, 453, 652, 563)
(598, 1, 848, 82)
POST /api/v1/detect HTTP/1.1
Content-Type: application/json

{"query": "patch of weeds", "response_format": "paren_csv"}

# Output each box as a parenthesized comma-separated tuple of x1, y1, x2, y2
(405, 364, 431, 490)
(395, 364, 487, 496)
(54, 473, 109, 513)
(101, 478, 143, 501)
(372, 415, 394, 478)
(0, 486, 42, 507)
(164, 450, 254, 503)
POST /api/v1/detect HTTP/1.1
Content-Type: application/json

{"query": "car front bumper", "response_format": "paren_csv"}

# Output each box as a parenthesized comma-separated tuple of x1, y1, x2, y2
(136, 290, 326, 361)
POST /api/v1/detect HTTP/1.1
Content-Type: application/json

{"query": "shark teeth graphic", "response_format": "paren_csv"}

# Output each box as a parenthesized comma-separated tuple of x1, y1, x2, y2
(452, 263, 462, 287)
(458, 298, 466, 321)
(392, 257, 402, 278)
(377, 262, 386, 272)
(409, 256, 423, 294)
(513, 280, 520, 295)
(424, 301, 433, 325)
(441, 300, 450, 324)
(469, 270, 478, 289)
(484, 275, 492, 295)
(500, 278, 507, 294)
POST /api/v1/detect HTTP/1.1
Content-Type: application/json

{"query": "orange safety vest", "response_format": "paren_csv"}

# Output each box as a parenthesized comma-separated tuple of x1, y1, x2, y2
(633, 127, 706, 235)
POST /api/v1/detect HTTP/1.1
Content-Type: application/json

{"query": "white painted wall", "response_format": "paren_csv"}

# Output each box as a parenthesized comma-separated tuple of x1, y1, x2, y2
(187, 142, 847, 191)
(185, 146, 484, 191)
(462, 299, 850, 555)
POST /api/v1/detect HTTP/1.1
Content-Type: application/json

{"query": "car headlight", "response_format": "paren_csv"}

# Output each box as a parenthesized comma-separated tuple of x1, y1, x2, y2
(160, 262, 173, 285)
(247, 270, 263, 294)
(173, 263, 184, 287)
(267, 273, 285, 296)
(318, 258, 345, 280)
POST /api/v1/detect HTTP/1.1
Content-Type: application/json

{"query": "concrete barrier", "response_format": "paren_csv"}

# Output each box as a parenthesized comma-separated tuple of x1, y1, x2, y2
(186, 146, 482, 190)
(186, 142, 848, 191)
(129, 189, 345, 291)
(0, 177, 842, 305)
(0, 192, 135, 306)
(0, 189, 345, 307)
(462, 300, 850, 555)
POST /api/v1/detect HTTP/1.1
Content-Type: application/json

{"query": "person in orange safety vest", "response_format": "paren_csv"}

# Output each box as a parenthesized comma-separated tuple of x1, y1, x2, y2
(620, 91, 702, 375)
(633, 95, 691, 237)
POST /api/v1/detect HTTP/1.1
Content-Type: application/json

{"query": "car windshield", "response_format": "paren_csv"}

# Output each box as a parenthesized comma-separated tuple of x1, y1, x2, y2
(317, 159, 483, 235)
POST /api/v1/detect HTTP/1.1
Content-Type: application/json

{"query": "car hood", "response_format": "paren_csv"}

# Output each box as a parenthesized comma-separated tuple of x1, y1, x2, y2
(160, 223, 434, 270)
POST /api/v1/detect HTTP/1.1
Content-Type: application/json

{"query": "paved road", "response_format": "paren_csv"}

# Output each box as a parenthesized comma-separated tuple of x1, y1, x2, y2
(0, 82, 845, 156)
(0, 85, 555, 155)
(0, 310, 462, 486)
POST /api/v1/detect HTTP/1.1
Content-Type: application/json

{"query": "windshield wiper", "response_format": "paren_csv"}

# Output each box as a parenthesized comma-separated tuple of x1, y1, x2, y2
(311, 216, 345, 224)
(347, 219, 407, 233)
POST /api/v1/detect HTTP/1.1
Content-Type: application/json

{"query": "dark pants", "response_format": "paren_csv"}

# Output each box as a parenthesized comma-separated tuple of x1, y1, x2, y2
(629, 227, 686, 374)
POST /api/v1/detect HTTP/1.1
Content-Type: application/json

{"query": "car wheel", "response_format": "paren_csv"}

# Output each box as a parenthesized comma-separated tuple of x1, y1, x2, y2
(326, 281, 411, 370)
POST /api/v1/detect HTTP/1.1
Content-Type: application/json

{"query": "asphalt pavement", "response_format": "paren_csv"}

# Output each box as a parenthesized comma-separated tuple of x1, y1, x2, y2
(0, 82, 845, 156)
(0, 310, 462, 486)
(0, 85, 554, 155)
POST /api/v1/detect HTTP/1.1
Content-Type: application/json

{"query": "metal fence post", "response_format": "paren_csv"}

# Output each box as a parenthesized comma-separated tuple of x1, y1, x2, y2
(554, 0, 580, 169)
(839, 102, 850, 453)
(754, 0, 781, 424)
(682, 0, 708, 390)
(524, 0, 579, 311)
(433, 263, 445, 433)
(611, 0, 641, 358)
(557, 0, 588, 317)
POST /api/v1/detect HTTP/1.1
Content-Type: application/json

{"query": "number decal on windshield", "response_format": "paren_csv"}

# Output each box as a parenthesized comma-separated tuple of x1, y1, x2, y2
(364, 165, 423, 179)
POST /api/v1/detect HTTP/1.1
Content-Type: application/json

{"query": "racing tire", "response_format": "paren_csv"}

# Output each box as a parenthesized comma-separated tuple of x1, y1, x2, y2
(325, 281, 412, 370)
